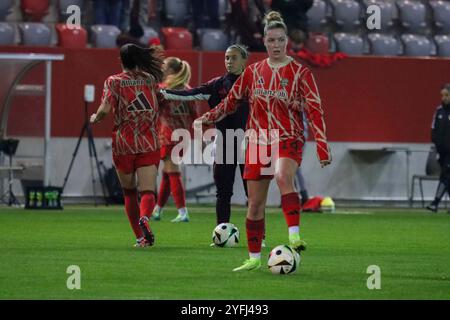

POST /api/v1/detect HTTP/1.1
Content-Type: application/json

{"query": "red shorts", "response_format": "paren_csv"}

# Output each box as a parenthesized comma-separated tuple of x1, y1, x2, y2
(160, 144, 184, 161)
(113, 151, 160, 174)
(243, 139, 303, 180)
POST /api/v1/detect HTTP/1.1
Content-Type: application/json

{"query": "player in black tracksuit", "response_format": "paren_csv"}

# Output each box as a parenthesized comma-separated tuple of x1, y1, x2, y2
(427, 84, 450, 213)
(161, 45, 250, 224)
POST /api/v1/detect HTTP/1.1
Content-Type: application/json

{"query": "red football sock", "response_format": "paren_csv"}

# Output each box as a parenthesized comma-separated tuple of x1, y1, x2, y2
(139, 190, 156, 219)
(281, 192, 301, 227)
(246, 218, 265, 254)
(157, 171, 171, 208)
(123, 188, 142, 238)
(168, 172, 186, 209)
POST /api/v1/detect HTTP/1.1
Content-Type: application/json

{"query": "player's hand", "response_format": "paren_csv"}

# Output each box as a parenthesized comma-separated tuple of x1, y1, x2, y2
(90, 113, 98, 124)
(193, 116, 212, 129)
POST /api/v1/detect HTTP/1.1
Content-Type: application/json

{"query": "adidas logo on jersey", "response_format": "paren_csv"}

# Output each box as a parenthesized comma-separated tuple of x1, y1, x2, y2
(171, 102, 190, 115)
(127, 92, 153, 112)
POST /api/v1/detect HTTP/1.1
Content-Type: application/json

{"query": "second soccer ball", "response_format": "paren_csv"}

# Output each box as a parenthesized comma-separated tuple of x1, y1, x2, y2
(211, 223, 240, 247)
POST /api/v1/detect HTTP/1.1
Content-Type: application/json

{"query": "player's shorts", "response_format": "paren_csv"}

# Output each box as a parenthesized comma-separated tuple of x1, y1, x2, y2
(243, 139, 303, 180)
(113, 150, 160, 174)
(160, 144, 184, 161)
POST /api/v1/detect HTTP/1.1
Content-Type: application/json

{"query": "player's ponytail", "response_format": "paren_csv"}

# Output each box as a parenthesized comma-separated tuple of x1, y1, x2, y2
(163, 57, 191, 90)
(263, 11, 288, 36)
(120, 44, 164, 83)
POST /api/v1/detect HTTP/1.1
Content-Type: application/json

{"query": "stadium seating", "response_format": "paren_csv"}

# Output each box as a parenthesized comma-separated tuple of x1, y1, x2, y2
(396, 0, 427, 33)
(367, 33, 401, 56)
(160, 27, 192, 50)
(164, 0, 190, 26)
(21, 0, 50, 22)
(198, 28, 229, 51)
(306, 0, 328, 31)
(0, 0, 14, 21)
(330, 0, 362, 31)
(305, 32, 329, 54)
(434, 35, 450, 57)
(90, 25, 121, 48)
(401, 34, 434, 56)
(429, 0, 450, 34)
(140, 26, 159, 46)
(19, 22, 52, 46)
(218, 0, 229, 22)
(333, 33, 364, 55)
(55, 23, 87, 48)
(0, 22, 15, 45)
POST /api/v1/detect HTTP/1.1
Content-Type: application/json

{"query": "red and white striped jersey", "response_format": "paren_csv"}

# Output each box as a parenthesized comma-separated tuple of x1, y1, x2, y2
(202, 57, 331, 162)
(158, 84, 199, 146)
(101, 70, 166, 155)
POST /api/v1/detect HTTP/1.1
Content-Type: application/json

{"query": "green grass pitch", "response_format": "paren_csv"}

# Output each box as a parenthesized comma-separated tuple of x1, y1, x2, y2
(0, 205, 449, 300)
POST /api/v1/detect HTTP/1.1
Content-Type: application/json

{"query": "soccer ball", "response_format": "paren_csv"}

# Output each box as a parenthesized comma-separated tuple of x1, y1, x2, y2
(211, 223, 239, 247)
(321, 196, 335, 212)
(267, 245, 300, 275)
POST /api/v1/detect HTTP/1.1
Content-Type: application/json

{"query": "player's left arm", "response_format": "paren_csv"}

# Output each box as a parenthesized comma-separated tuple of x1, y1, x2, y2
(299, 68, 331, 167)
(90, 77, 116, 124)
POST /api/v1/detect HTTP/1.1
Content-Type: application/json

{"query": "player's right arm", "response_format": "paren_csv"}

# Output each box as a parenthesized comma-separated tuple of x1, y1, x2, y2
(194, 68, 251, 126)
(160, 77, 219, 101)
(90, 77, 117, 124)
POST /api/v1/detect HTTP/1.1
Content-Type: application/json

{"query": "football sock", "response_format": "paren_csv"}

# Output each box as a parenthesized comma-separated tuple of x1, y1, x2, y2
(153, 205, 163, 215)
(123, 188, 142, 238)
(246, 218, 265, 254)
(288, 226, 300, 235)
(139, 190, 156, 219)
(169, 172, 186, 209)
(178, 207, 188, 217)
(156, 171, 171, 208)
(249, 252, 261, 259)
(281, 192, 301, 228)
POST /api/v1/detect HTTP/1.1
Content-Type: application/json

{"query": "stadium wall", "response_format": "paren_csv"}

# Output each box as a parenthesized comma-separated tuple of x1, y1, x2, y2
(1, 46, 449, 204)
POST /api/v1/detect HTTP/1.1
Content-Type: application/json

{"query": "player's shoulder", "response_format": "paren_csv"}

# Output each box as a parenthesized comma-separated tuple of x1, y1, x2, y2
(289, 57, 312, 75)
(105, 72, 127, 84)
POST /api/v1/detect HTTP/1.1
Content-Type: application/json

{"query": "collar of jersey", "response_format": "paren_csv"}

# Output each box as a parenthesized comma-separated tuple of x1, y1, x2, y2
(266, 56, 293, 69)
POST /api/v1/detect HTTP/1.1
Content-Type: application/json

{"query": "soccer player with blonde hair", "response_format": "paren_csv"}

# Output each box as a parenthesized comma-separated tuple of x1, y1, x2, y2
(195, 11, 332, 271)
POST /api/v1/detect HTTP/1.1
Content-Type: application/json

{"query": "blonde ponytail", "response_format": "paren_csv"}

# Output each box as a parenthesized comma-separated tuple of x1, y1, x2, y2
(164, 57, 191, 89)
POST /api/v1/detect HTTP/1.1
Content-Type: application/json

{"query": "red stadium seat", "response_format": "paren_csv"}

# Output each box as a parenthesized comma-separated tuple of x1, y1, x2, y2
(55, 23, 87, 48)
(305, 33, 329, 54)
(21, 0, 50, 22)
(160, 27, 192, 50)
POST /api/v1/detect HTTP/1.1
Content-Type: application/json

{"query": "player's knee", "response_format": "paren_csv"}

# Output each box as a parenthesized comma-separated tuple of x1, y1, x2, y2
(275, 173, 293, 190)
(248, 200, 264, 215)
